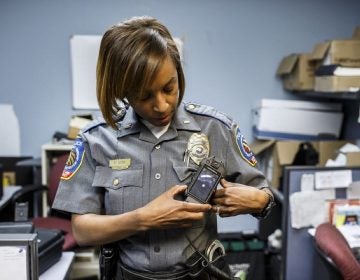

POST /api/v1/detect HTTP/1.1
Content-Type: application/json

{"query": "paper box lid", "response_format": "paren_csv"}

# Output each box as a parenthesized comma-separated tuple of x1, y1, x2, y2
(311, 40, 360, 67)
(257, 98, 342, 111)
(276, 54, 299, 75)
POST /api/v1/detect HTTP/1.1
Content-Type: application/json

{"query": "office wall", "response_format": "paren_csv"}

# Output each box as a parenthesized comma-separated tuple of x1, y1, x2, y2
(1, 0, 359, 233)
(1, 0, 359, 156)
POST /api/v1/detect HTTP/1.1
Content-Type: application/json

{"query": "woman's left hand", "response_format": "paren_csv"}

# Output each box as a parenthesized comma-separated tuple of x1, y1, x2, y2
(211, 178, 268, 217)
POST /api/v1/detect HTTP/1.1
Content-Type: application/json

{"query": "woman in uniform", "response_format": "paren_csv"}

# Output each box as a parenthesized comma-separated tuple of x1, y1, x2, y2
(53, 16, 274, 280)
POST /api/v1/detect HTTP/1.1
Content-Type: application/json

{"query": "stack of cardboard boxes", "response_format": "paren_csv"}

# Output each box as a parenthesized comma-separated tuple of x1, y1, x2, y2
(277, 26, 360, 92)
(265, 26, 360, 189)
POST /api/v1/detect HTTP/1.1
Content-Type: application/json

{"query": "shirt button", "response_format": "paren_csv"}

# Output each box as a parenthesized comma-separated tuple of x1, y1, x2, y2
(154, 246, 160, 252)
(113, 178, 120, 186)
(155, 145, 161, 150)
(155, 173, 161, 180)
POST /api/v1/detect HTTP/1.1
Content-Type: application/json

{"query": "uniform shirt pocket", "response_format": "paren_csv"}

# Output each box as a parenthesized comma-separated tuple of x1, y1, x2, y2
(172, 164, 197, 184)
(92, 165, 143, 214)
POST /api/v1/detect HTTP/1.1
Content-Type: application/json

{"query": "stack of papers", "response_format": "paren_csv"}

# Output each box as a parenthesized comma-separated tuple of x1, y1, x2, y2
(337, 225, 360, 249)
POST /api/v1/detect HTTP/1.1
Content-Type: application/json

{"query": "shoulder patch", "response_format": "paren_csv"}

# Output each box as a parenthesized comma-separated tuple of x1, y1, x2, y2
(233, 126, 257, 167)
(61, 138, 85, 180)
(184, 102, 233, 129)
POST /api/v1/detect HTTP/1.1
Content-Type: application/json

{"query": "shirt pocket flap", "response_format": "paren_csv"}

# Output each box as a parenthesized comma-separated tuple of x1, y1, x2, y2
(173, 164, 197, 182)
(92, 165, 143, 189)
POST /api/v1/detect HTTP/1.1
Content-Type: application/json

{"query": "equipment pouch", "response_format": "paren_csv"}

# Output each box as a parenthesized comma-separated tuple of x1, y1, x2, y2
(99, 243, 118, 280)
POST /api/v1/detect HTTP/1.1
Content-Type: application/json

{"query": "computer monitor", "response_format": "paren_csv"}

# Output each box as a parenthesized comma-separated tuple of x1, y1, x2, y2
(0, 233, 38, 280)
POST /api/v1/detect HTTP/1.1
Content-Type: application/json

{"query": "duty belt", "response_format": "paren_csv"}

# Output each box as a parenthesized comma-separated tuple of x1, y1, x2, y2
(116, 240, 232, 280)
(118, 263, 195, 280)
(117, 250, 207, 280)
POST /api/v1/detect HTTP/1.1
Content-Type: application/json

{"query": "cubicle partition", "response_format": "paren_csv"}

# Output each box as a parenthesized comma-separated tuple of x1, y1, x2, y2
(282, 166, 360, 280)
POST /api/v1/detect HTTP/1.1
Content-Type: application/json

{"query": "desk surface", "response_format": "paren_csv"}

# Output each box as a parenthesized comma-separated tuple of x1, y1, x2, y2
(40, 251, 75, 280)
(0, 186, 21, 211)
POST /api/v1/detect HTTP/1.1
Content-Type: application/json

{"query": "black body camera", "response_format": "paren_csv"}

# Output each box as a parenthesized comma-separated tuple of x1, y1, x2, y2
(185, 156, 225, 204)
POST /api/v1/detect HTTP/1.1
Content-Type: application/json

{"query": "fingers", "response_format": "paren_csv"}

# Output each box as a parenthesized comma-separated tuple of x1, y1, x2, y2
(183, 201, 212, 212)
(220, 178, 235, 188)
(170, 184, 188, 194)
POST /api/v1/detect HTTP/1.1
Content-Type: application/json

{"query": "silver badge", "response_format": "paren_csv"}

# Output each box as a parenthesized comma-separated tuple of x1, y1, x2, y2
(184, 133, 210, 166)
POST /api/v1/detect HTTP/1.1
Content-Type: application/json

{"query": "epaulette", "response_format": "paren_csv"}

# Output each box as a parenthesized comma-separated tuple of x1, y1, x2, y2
(184, 102, 234, 129)
(82, 117, 107, 134)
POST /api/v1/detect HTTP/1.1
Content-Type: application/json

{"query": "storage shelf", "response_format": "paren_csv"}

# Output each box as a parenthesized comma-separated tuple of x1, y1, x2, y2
(291, 91, 360, 101)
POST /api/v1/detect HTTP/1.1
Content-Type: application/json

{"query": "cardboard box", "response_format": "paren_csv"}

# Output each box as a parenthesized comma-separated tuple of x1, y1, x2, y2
(67, 115, 92, 139)
(347, 152, 360, 166)
(252, 99, 344, 140)
(276, 53, 316, 91)
(314, 75, 360, 92)
(311, 39, 360, 67)
(353, 26, 360, 39)
(251, 140, 355, 188)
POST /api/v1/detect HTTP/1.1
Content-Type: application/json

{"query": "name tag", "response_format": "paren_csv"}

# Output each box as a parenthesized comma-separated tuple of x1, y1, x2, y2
(109, 158, 131, 170)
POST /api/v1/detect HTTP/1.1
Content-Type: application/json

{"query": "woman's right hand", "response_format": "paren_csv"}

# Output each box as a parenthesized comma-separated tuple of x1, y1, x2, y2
(136, 185, 212, 230)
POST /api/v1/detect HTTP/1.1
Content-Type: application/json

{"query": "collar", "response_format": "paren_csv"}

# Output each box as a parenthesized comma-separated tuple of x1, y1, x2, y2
(116, 103, 201, 139)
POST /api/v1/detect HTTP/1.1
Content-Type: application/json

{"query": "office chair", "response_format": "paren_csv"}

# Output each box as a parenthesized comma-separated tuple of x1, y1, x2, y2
(314, 222, 360, 280)
(32, 153, 77, 251)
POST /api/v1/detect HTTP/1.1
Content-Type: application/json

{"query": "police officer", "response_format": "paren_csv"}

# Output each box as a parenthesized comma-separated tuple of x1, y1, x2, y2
(52, 16, 274, 280)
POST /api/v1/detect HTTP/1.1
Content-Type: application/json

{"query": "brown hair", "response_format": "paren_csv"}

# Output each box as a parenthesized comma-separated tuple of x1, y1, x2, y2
(96, 16, 185, 128)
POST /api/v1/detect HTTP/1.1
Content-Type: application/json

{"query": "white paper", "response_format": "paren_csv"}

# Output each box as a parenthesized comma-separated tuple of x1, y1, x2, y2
(337, 225, 360, 248)
(0, 246, 28, 280)
(315, 170, 352, 189)
(290, 189, 335, 229)
(0, 104, 20, 156)
(325, 153, 347, 167)
(339, 143, 360, 153)
(70, 35, 102, 109)
(300, 173, 314, 191)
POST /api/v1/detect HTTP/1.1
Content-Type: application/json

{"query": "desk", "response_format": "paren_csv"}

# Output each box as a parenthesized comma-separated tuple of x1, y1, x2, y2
(0, 186, 21, 211)
(40, 251, 75, 280)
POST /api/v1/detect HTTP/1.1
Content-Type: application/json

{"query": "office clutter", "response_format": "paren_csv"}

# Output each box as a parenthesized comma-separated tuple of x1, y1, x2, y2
(289, 166, 360, 229)
(314, 64, 360, 93)
(251, 139, 359, 189)
(0, 156, 43, 221)
(277, 26, 360, 93)
(67, 114, 92, 139)
(328, 199, 360, 227)
(0, 222, 65, 275)
(50, 114, 93, 145)
(276, 53, 315, 91)
(282, 166, 360, 280)
(285, 166, 360, 277)
(327, 199, 360, 257)
(252, 99, 344, 141)
(219, 231, 266, 280)
(32, 154, 77, 251)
